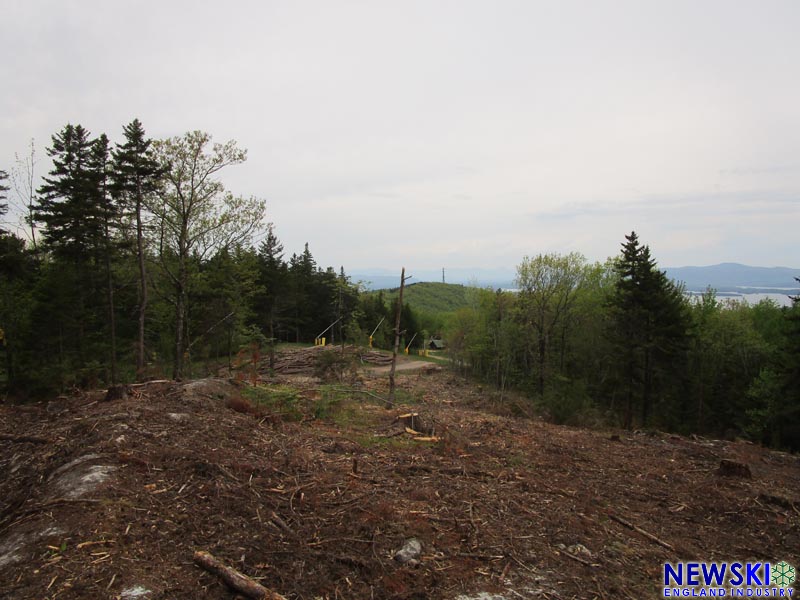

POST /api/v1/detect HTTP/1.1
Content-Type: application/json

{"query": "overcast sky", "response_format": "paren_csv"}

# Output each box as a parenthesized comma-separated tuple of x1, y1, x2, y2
(2, 0, 799, 274)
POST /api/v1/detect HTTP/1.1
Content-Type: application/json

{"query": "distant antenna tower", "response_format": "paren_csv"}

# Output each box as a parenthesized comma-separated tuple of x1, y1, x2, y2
(442, 268, 445, 284)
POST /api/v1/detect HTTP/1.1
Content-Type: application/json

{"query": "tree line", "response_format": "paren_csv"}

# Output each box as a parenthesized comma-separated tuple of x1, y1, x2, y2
(444, 232, 799, 450)
(1, 124, 797, 450)
(0, 120, 420, 394)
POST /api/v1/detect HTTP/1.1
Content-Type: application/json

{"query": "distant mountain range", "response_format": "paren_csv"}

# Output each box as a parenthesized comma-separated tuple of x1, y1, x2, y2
(663, 263, 800, 293)
(352, 263, 800, 294)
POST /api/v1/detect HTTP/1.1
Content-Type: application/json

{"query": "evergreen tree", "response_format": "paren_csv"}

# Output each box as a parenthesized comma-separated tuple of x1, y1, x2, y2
(256, 224, 288, 345)
(112, 119, 162, 380)
(774, 279, 800, 448)
(35, 124, 107, 371)
(88, 134, 120, 382)
(36, 124, 104, 258)
(607, 231, 690, 428)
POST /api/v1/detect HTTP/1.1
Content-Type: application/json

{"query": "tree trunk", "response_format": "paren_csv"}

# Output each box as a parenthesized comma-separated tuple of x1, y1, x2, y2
(135, 196, 148, 381)
(173, 274, 186, 380)
(641, 346, 652, 426)
(538, 334, 546, 398)
(105, 249, 118, 384)
(388, 267, 406, 407)
(103, 215, 118, 384)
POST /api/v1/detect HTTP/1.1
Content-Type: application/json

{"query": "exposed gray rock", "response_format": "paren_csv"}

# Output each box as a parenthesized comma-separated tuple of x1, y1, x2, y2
(168, 412, 190, 423)
(49, 454, 117, 499)
(0, 526, 65, 569)
(120, 586, 152, 598)
(393, 538, 422, 564)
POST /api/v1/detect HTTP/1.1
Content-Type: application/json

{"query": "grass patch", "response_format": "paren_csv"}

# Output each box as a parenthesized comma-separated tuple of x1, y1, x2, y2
(243, 385, 303, 421)
(389, 388, 423, 405)
(312, 386, 383, 428)
(352, 433, 414, 449)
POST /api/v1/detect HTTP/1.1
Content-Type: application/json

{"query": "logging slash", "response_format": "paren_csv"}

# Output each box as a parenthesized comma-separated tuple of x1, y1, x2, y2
(193, 550, 286, 600)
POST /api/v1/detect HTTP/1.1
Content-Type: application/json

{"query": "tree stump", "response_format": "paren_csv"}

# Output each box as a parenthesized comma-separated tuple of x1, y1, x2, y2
(717, 459, 752, 479)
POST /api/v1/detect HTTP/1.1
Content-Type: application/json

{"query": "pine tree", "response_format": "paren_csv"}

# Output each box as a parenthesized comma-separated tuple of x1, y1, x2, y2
(36, 124, 104, 258)
(256, 224, 287, 346)
(35, 124, 107, 369)
(88, 134, 120, 383)
(112, 119, 162, 380)
(775, 279, 800, 448)
(608, 232, 690, 428)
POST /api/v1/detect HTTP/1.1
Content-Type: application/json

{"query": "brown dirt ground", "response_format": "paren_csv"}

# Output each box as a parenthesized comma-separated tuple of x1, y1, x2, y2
(1, 348, 798, 599)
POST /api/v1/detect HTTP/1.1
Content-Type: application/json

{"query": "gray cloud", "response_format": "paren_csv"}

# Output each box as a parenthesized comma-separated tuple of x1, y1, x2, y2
(2, 0, 799, 269)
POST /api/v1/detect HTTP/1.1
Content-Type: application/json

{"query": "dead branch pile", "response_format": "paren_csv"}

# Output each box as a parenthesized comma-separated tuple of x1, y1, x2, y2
(251, 345, 394, 376)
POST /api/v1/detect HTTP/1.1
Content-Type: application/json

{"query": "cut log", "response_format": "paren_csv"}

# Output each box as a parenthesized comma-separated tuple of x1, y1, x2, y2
(193, 550, 286, 600)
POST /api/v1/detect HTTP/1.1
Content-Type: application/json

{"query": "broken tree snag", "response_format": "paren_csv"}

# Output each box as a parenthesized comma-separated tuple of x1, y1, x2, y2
(397, 412, 434, 436)
(104, 384, 131, 402)
(717, 459, 752, 479)
(398, 412, 419, 429)
(193, 550, 286, 600)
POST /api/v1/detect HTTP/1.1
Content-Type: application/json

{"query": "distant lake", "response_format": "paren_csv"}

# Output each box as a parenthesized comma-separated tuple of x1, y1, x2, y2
(686, 291, 794, 307)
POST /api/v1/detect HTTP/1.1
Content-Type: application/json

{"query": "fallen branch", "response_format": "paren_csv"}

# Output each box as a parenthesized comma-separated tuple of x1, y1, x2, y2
(561, 550, 596, 567)
(270, 511, 293, 535)
(193, 550, 286, 600)
(608, 513, 674, 551)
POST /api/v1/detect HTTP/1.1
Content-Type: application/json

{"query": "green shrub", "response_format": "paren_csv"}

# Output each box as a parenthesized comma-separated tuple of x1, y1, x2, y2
(243, 385, 303, 421)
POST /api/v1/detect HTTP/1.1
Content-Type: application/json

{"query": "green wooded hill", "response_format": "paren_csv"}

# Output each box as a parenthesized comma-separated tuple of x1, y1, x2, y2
(379, 282, 470, 314)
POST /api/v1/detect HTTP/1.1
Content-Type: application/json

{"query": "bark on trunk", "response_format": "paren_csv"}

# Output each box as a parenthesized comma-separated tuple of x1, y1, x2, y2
(388, 267, 406, 407)
(136, 196, 148, 381)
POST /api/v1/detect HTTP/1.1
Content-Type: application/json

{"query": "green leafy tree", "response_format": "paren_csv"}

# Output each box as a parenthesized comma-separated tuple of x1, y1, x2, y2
(515, 252, 588, 397)
(687, 292, 773, 435)
(152, 131, 266, 379)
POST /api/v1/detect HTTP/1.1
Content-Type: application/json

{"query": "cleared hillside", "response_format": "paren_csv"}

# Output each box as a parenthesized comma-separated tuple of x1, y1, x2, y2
(379, 281, 471, 314)
(1, 347, 798, 599)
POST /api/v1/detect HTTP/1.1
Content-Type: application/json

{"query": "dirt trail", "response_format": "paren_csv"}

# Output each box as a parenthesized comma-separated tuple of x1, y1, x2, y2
(366, 355, 443, 374)
(1, 354, 798, 599)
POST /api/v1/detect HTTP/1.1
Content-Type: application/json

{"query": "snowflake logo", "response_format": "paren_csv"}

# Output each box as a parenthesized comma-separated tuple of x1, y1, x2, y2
(772, 561, 796, 587)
